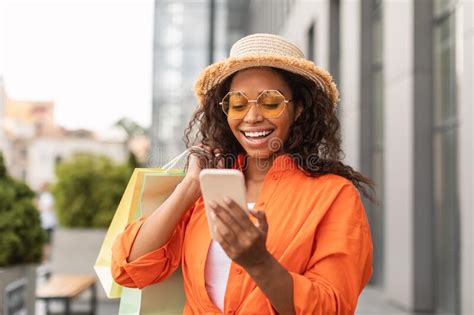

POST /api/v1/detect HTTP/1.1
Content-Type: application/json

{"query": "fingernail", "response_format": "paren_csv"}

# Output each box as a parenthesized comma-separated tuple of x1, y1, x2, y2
(210, 210, 216, 219)
(223, 196, 231, 204)
(209, 201, 217, 209)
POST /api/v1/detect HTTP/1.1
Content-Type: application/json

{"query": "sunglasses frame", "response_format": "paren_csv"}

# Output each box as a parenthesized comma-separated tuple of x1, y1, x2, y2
(219, 89, 293, 119)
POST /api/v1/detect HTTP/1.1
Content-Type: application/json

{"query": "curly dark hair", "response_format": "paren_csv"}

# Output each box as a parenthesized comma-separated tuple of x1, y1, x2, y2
(184, 67, 375, 202)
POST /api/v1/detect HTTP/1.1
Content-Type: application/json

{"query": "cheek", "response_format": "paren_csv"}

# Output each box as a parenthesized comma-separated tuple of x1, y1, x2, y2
(276, 112, 294, 132)
(227, 119, 240, 136)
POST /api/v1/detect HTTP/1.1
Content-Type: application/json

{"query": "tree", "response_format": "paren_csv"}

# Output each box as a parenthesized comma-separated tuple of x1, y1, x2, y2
(114, 117, 148, 138)
(52, 154, 133, 228)
(0, 152, 46, 267)
(114, 117, 149, 168)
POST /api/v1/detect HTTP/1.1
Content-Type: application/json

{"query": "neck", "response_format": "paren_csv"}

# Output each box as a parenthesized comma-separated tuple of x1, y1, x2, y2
(243, 155, 275, 183)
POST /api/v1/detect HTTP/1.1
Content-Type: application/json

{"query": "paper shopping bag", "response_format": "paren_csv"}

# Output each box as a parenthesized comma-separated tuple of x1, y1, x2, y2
(119, 269, 186, 315)
(94, 167, 186, 299)
(116, 170, 188, 314)
(94, 168, 140, 298)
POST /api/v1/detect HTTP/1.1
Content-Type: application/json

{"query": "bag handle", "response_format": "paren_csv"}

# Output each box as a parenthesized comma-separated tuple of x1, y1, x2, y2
(162, 145, 216, 170)
(161, 149, 190, 170)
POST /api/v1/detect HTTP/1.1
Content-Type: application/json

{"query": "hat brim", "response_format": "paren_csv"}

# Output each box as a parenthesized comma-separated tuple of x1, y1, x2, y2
(194, 54, 339, 107)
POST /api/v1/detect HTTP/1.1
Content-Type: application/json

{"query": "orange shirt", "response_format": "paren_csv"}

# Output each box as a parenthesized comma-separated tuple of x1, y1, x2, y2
(112, 154, 373, 314)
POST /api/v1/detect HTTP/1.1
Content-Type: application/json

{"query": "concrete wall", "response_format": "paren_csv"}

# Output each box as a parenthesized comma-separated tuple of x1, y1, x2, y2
(281, 0, 361, 170)
(340, 0, 361, 169)
(51, 228, 108, 300)
(460, 1, 473, 314)
(383, 0, 415, 309)
(0, 265, 36, 315)
(281, 0, 330, 70)
(229, 0, 473, 312)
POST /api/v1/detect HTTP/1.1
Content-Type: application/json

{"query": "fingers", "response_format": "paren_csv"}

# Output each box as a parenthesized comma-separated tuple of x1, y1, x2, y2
(189, 145, 224, 169)
(213, 213, 238, 248)
(210, 200, 246, 232)
(209, 202, 238, 251)
(215, 153, 225, 169)
(249, 209, 268, 233)
(222, 196, 251, 224)
(209, 198, 270, 266)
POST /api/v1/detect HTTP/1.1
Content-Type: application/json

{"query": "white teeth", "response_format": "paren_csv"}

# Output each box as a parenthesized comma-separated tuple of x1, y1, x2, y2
(243, 130, 272, 138)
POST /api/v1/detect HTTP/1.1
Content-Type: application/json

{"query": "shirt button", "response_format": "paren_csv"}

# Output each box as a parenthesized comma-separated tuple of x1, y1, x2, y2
(236, 268, 243, 274)
(272, 174, 278, 180)
(258, 201, 265, 206)
(227, 310, 234, 314)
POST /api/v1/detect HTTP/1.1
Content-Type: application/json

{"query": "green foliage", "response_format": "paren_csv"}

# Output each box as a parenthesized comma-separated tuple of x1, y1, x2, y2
(0, 152, 46, 267)
(0, 152, 6, 178)
(127, 152, 140, 169)
(114, 117, 148, 137)
(52, 154, 133, 228)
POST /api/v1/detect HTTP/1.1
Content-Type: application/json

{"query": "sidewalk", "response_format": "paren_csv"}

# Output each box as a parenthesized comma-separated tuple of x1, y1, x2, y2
(35, 285, 417, 315)
(356, 286, 424, 315)
(36, 298, 120, 315)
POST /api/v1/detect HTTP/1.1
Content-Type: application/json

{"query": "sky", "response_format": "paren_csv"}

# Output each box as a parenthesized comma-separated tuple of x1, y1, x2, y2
(0, 0, 154, 132)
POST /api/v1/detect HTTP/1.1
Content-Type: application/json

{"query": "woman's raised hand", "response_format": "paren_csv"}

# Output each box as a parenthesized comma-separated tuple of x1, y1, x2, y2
(208, 196, 270, 270)
(183, 144, 225, 186)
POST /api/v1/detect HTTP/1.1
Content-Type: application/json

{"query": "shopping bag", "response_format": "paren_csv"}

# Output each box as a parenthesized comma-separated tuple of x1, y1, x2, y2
(94, 168, 140, 298)
(116, 169, 188, 314)
(94, 150, 189, 304)
(119, 269, 186, 315)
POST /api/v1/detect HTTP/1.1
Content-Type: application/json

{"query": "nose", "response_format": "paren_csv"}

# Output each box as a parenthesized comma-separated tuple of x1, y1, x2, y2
(243, 102, 264, 123)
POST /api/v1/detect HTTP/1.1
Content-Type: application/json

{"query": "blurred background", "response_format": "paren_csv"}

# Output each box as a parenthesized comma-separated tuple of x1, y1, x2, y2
(0, 0, 472, 314)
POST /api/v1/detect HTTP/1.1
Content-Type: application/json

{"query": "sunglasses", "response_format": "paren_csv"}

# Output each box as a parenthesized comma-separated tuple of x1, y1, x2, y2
(219, 90, 292, 119)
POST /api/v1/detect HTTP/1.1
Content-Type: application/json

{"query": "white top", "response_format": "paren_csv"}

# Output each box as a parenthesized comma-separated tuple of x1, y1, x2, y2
(204, 202, 255, 311)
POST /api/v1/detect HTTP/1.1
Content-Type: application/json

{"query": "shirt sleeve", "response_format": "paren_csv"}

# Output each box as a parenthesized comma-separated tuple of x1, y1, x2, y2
(111, 204, 195, 289)
(282, 183, 373, 315)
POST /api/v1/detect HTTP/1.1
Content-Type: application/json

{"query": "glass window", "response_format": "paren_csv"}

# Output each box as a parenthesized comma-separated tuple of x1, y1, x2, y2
(432, 0, 460, 313)
(372, 10, 383, 66)
(330, 0, 341, 87)
(364, 0, 384, 287)
(433, 13, 457, 125)
(434, 0, 455, 16)
(307, 22, 315, 61)
(372, 70, 384, 148)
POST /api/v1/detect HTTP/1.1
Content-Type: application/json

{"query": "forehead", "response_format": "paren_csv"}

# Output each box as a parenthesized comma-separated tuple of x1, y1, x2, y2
(229, 67, 291, 97)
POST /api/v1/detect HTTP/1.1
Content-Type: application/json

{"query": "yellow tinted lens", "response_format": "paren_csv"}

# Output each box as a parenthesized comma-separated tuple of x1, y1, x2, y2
(258, 91, 285, 117)
(226, 93, 249, 118)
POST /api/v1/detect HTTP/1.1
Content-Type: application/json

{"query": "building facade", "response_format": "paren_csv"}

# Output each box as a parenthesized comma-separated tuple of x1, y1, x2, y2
(248, 0, 472, 314)
(25, 135, 127, 191)
(0, 77, 5, 157)
(0, 94, 129, 191)
(150, 0, 225, 165)
(150, 0, 252, 165)
(149, 1, 472, 313)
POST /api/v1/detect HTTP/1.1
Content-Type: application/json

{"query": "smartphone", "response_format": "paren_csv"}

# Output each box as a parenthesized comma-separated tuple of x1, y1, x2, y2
(199, 169, 247, 239)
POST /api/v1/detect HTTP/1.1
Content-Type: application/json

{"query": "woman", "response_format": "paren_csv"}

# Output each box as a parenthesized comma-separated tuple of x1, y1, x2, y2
(112, 33, 373, 314)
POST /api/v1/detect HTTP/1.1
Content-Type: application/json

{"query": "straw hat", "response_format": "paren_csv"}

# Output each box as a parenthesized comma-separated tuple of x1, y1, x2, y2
(194, 33, 339, 108)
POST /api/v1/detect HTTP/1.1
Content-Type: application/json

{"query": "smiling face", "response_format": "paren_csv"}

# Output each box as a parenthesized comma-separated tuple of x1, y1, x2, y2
(227, 67, 301, 159)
